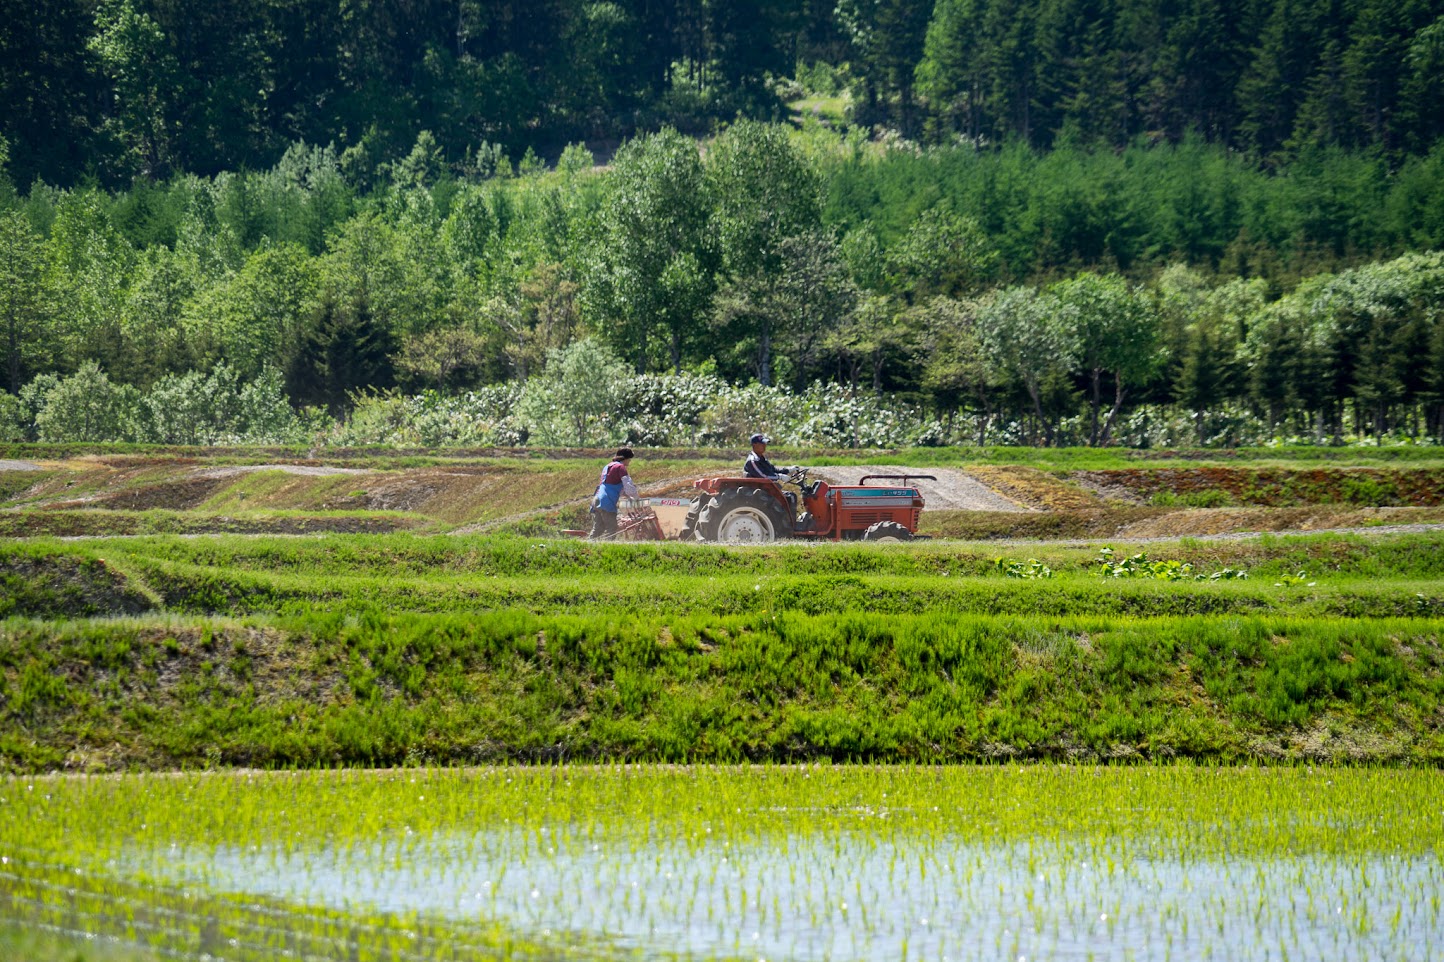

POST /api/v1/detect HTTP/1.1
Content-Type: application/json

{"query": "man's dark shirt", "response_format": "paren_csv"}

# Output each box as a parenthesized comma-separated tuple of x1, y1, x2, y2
(744, 451, 780, 479)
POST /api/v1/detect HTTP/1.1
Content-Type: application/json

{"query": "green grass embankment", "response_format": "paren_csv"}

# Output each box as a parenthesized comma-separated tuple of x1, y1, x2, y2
(4, 532, 1442, 772)
(3, 608, 1441, 772)
(0, 508, 433, 538)
(5, 531, 1444, 619)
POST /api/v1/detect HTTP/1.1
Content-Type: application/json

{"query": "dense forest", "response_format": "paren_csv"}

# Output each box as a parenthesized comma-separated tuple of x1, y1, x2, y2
(6, 0, 1444, 186)
(3, 0, 1444, 447)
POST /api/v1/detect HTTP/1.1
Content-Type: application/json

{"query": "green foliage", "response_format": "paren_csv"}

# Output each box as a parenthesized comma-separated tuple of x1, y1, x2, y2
(1048, 273, 1161, 445)
(583, 128, 716, 374)
(885, 206, 999, 299)
(136, 365, 301, 444)
(87, 0, 181, 178)
(1150, 489, 1235, 508)
(7, 0, 1444, 196)
(0, 391, 23, 442)
(0, 210, 53, 393)
(515, 338, 632, 446)
(33, 363, 140, 443)
(8, 363, 307, 445)
(5, 119, 1444, 449)
(335, 386, 524, 447)
(1095, 546, 1249, 582)
(995, 557, 1053, 578)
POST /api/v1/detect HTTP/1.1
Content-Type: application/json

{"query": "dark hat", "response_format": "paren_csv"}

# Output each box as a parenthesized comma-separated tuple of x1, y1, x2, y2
(614, 447, 635, 460)
(749, 434, 770, 444)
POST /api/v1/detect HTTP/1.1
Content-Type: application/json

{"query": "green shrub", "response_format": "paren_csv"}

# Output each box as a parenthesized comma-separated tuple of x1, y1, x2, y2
(33, 363, 140, 443)
(0, 391, 25, 442)
(1152, 489, 1234, 507)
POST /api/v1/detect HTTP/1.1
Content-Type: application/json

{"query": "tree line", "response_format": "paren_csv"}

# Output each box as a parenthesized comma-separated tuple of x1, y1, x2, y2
(4, 0, 1443, 189)
(3, 122, 1444, 446)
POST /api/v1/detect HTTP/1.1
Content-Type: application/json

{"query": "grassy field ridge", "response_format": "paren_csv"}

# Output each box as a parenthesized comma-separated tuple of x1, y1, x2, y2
(5, 605, 1442, 772)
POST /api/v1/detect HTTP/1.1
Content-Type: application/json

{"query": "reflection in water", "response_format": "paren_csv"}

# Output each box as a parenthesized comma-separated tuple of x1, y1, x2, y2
(153, 825, 1441, 962)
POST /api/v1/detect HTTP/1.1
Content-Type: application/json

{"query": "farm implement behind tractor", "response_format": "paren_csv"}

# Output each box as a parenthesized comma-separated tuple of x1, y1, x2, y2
(572, 469, 935, 543)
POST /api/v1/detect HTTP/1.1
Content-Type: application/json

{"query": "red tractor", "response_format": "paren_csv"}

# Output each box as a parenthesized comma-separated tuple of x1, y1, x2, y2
(680, 468, 934, 543)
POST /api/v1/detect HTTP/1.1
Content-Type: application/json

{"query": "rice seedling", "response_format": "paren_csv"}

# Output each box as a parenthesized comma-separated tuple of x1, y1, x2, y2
(2, 765, 1441, 961)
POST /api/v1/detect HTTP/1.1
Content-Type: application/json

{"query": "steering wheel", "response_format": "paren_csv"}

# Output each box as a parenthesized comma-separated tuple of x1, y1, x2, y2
(785, 466, 808, 486)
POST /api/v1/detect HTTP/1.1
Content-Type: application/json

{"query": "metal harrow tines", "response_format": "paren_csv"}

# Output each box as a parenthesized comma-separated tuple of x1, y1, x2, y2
(610, 500, 663, 540)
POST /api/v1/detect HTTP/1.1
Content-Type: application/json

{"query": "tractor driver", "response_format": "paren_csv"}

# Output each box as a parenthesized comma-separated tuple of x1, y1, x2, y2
(745, 434, 813, 525)
(744, 434, 795, 482)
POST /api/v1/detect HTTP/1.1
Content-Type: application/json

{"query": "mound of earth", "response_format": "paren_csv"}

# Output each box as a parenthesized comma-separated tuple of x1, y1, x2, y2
(1068, 466, 1444, 506)
(0, 555, 156, 618)
(965, 466, 1107, 510)
(0, 510, 429, 538)
(47, 476, 231, 511)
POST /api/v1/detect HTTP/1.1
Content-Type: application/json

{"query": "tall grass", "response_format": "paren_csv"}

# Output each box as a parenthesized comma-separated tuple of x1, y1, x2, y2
(3, 610, 1441, 770)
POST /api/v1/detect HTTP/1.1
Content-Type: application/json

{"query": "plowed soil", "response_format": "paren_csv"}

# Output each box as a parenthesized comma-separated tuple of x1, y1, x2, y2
(7, 453, 1444, 542)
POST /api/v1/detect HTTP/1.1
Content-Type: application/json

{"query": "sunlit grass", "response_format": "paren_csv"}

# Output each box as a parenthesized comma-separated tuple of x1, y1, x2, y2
(790, 94, 850, 125)
(7, 529, 1443, 621)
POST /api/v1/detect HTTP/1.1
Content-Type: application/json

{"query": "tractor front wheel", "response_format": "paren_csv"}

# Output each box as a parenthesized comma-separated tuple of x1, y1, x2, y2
(861, 521, 913, 542)
(697, 487, 791, 543)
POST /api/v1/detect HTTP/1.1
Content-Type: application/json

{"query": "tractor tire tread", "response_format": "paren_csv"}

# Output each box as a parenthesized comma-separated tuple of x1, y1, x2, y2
(680, 500, 704, 541)
(861, 520, 913, 542)
(697, 486, 791, 543)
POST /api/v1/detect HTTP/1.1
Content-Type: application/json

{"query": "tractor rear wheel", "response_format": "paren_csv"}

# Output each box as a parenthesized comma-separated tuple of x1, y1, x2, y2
(697, 487, 791, 543)
(680, 499, 704, 541)
(861, 521, 913, 542)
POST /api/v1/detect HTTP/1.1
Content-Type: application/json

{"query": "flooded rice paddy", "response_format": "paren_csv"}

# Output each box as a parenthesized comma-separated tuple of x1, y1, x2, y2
(3, 765, 1442, 961)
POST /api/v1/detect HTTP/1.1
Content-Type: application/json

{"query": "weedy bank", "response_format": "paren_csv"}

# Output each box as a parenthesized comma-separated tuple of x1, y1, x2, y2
(5, 530, 1444, 620)
(3, 609, 1443, 769)
(3, 531, 1443, 770)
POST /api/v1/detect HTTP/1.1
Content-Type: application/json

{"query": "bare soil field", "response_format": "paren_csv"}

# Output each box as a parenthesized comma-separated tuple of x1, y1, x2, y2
(5, 452, 1444, 541)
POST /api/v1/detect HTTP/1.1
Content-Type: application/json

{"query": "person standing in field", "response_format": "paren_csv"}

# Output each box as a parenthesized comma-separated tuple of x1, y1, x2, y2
(589, 447, 640, 539)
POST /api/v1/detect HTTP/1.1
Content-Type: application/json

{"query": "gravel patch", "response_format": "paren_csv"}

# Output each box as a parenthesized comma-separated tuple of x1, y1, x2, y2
(0, 459, 43, 471)
(809, 465, 1030, 512)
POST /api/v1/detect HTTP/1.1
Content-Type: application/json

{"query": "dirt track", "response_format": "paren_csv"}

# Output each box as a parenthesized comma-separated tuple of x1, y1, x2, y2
(8, 455, 1444, 543)
(808, 465, 1029, 512)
